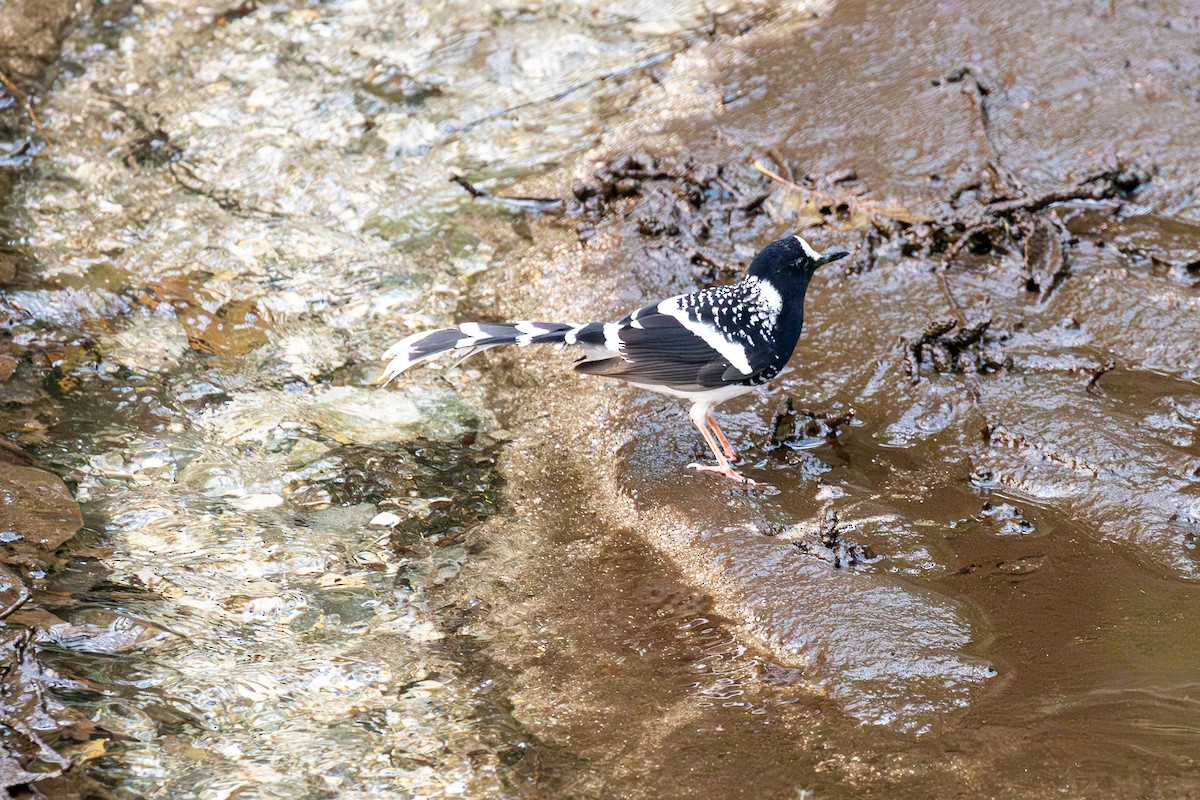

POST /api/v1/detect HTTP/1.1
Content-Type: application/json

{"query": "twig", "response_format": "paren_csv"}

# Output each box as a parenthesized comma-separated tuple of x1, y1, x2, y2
(215, 0, 258, 25)
(449, 175, 564, 212)
(947, 67, 996, 160)
(937, 270, 962, 321)
(943, 183, 1122, 263)
(434, 49, 675, 150)
(168, 162, 282, 217)
(1086, 358, 1116, 395)
(0, 71, 53, 146)
(982, 184, 1119, 217)
(937, 67, 1027, 198)
(766, 148, 794, 183)
(753, 159, 830, 200)
(752, 159, 933, 226)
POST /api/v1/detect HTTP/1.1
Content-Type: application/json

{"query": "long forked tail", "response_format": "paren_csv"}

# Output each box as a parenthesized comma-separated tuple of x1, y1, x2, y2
(376, 321, 611, 386)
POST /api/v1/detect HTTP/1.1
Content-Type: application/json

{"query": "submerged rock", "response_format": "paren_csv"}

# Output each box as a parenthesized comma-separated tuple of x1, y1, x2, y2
(0, 564, 28, 619)
(0, 460, 82, 570)
(307, 385, 477, 445)
(0, 446, 94, 792)
(104, 314, 191, 374)
(0, 0, 128, 78)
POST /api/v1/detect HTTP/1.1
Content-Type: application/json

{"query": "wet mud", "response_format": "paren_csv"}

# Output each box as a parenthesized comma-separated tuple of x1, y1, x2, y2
(456, 0, 1200, 794)
(1, 0, 1199, 796)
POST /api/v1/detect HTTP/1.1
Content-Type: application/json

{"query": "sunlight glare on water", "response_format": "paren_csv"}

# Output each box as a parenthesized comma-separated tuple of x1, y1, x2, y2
(9, 0, 788, 795)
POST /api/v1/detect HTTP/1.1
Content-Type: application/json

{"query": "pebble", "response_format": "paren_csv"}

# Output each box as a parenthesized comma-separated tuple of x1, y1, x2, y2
(231, 493, 285, 511)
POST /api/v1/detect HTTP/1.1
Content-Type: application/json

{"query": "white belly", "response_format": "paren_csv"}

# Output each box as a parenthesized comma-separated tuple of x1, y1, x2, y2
(627, 382, 753, 405)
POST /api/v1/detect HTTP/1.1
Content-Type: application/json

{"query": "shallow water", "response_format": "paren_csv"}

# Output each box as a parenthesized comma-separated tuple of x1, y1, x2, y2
(2, 0, 1200, 796)
(4, 0, 786, 795)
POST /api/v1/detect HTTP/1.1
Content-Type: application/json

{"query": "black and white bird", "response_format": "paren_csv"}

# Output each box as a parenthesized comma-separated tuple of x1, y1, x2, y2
(378, 234, 847, 482)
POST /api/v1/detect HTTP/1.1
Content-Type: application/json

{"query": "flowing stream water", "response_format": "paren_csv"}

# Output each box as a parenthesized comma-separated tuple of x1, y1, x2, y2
(4, 0, 788, 795)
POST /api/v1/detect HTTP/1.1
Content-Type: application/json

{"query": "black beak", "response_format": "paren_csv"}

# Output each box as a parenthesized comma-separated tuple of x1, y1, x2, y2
(817, 249, 850, 266)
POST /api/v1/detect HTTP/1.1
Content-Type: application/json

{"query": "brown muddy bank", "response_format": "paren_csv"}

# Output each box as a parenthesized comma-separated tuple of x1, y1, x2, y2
(451, 0, 1200, 796)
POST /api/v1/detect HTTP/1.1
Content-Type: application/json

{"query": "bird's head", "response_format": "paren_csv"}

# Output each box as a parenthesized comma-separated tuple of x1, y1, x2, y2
(747, 234, 849, 281)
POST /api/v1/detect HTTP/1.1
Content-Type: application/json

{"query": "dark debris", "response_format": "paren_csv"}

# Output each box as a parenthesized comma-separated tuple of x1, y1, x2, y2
(104, 98, 181, 169)
(360, 64, 442, 106)
(753, 133, 1155, 305)
(937, 160, 1155, 267)
(1023, 217, 1067, 302)
(214, 1, 258, 26)
(902, 316, 1010, 383)
(767, 397, 855, 449)
(786, 505, 879, 569)
(570, 153, 775, 283)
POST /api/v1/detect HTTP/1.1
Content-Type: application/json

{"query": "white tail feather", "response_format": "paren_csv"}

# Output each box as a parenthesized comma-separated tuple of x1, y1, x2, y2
(375, 330, 448, 386)
(375, 321, 580, 387)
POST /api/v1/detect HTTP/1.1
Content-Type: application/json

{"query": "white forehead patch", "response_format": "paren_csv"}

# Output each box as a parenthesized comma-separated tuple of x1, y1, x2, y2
(793, 235, 821, 261)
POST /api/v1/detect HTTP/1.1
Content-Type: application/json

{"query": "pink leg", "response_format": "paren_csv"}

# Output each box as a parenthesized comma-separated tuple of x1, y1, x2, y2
(706, 411, 738, 461)
(686, 403, 758, 485)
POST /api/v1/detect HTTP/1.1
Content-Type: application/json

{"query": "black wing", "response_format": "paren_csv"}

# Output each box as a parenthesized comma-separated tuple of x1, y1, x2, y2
(574, 282, 780, 391)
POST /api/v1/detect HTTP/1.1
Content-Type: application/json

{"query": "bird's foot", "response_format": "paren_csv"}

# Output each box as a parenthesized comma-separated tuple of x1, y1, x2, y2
(687, 462, 760, 485)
